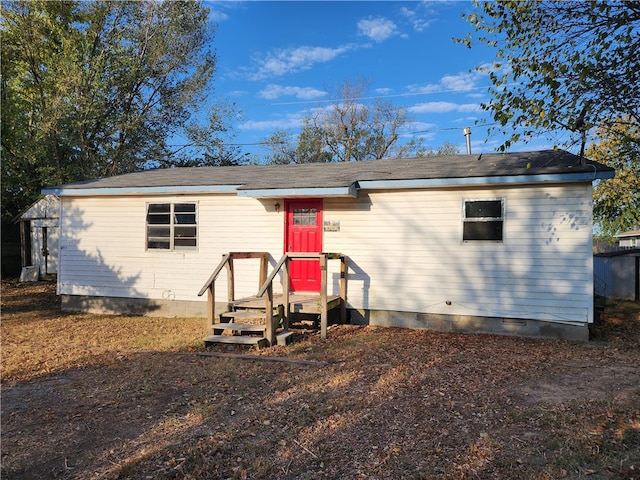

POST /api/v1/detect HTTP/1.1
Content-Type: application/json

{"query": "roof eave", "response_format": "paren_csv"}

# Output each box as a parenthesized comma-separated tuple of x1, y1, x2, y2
(358, 171, 614, 190)
(237, 185, 358, 198)
(42, 185, 241, 196)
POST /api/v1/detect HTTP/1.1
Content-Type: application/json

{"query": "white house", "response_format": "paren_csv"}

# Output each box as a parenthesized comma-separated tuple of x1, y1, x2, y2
(18, 194, 60, 281)
(43, 150, 614, 341)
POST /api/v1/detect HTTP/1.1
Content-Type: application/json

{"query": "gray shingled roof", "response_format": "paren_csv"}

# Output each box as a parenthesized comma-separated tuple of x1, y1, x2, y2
(46, 149, 614, 192)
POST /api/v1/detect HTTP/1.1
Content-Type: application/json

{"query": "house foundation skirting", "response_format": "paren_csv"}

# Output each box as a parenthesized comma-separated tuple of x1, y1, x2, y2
(61, 294, 589, 341)
(348, 308, 589, 341)
(61, 294, 211, 318)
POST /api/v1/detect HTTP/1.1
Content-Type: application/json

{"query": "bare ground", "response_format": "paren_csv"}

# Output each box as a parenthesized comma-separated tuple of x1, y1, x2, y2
(1, 280, 639, 479)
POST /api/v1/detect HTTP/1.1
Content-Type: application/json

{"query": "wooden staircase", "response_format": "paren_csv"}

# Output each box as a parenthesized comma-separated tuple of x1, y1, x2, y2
(203, 302, 291, 349)
(198, 252, 347, 349)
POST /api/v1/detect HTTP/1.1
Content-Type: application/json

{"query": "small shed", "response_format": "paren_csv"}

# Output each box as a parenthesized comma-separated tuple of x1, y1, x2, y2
(594, 249, 640, 301)
(615, 229, 640, 248)
(19, 195, 60, 280)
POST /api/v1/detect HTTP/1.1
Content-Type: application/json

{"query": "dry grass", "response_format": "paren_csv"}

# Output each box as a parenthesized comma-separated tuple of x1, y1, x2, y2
(1, 280, 639, 479)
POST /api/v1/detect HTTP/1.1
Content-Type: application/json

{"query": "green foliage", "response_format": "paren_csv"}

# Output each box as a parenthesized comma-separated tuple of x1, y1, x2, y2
(1, 0, 238, 225)
(416, 142, 460, 157)
(459, 1, 640, 152)
(588, 120, 640, 236)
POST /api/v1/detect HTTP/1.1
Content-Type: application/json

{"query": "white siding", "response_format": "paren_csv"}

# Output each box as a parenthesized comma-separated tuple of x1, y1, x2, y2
(323, 183, 593, 324)
(59, 182, 594, 325)
(58, 195, 283, 302)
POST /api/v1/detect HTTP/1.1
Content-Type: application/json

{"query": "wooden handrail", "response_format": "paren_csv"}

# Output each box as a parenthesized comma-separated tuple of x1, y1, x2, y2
(198, 253, 231, 297)
(256, 254, 288, 297)
(198, 252, 269, 333)
(198, 251, 346, 344)
(257, 252, 347, 340)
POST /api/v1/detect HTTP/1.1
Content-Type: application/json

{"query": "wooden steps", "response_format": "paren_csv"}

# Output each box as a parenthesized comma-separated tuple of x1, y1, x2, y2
(204, 334, 270, 349)
(205, 304, 282, 349)
(202, 292, 344, 349)
(220, 311, 267, 321)
(212, 322, 267, 334)
(203, 331, 294, 349)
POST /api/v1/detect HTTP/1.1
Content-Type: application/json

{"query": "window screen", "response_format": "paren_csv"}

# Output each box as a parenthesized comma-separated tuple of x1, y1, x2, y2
(463, 199, 504, 241)
(146, 203, 197, 250)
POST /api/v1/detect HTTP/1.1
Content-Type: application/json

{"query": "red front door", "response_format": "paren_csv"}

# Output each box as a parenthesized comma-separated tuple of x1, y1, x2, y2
(285, 199, 323, 292)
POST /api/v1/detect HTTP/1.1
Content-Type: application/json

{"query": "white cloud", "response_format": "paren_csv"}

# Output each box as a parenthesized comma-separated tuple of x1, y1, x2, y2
(374, 87, 394, 95)
(258, 84, 327, 100)
(238, 112, 304, 131)
(247, 45, 355, 80)
(399, 5, 433, 32)
(208, 10, 229, 23)
(440, 73, 478, 92)
(357, 17, 399, 43)
(409, 101, 482, 114)
(407, 70, 487, 95)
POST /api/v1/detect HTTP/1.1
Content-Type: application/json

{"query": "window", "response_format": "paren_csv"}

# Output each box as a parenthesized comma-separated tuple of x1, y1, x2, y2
(293, 208, 317, 226)
(146, 203, 197, 250)
(463, 199, 504, 241)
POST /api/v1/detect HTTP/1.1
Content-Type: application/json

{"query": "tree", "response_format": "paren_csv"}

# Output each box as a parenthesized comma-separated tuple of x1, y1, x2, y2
(459, 1, 640, 152)
(1, 0, 238, 226)
(416, 142, 460, 157)
(263, 78, 422, 164)
(588, 120, 640, 237)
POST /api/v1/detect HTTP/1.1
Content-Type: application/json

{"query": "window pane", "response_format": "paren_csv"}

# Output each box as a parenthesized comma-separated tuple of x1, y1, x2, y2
(148, 226, 170, 237)
(147, 214, 170, 224)
(175, 213, 196, 224)
(174, 203, 196, 213)
(175, 238, 197, 248)
(293, 208, 316, 226)
(147, 239, 170, 249)
(465, 200, 502, 219)
(148, 204, 170, 213)
(463, 221, 503, 241)
(174, 226, 196, 238)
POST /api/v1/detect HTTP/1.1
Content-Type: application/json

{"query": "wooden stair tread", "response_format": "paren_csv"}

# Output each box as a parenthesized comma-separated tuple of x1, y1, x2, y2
(221, 311, 274, 319)
(212, 322, 267, 332)
(204, 335, 268, 348)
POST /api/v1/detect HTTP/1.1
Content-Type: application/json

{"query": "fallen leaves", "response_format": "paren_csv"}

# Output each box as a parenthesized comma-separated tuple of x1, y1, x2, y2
(1, 281, 639, 479)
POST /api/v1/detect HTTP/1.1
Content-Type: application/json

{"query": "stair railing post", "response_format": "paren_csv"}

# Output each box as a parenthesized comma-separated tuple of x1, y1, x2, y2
(320, 253, 328, 340)
(340, 255, 347, 324)
(283, 255, 290, 331)
(207, 284, 216, 332)
(265, 283, 275, 345)
(259, 253, 267, 291)
(227, 254, 235, 308)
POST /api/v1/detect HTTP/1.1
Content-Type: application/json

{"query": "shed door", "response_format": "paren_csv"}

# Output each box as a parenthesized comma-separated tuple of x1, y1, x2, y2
(31, 224, 58, 276)
(285, 199, 323, 292)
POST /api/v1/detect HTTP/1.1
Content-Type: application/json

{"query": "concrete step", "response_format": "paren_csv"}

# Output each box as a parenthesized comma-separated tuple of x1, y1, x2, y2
(276, 331, 294, 346)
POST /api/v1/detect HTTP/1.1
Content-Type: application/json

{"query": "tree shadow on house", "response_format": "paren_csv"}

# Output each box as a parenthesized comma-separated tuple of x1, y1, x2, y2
(57, 204, 161, 315)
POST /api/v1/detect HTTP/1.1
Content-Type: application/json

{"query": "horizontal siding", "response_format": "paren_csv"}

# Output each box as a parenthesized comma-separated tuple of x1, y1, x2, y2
(324, 183, 594, 323)
(59, 182, 594, 324)
(59, 195, 283, 302)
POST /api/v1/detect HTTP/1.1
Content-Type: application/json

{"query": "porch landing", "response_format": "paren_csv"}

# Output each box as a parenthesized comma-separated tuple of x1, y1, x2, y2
(230, 293, 342, 314)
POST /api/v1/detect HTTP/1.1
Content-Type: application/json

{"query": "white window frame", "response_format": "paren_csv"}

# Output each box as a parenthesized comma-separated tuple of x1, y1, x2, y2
(146, 202, 198, 251)
(462, 198, 505, 242)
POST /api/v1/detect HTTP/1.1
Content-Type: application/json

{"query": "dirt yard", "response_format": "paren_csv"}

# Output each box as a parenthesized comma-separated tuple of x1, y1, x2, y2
(1, 280, 639, 479)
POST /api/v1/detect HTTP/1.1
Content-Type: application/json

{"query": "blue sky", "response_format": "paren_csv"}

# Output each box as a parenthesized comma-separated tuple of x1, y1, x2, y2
(204, 1, 563, 159)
